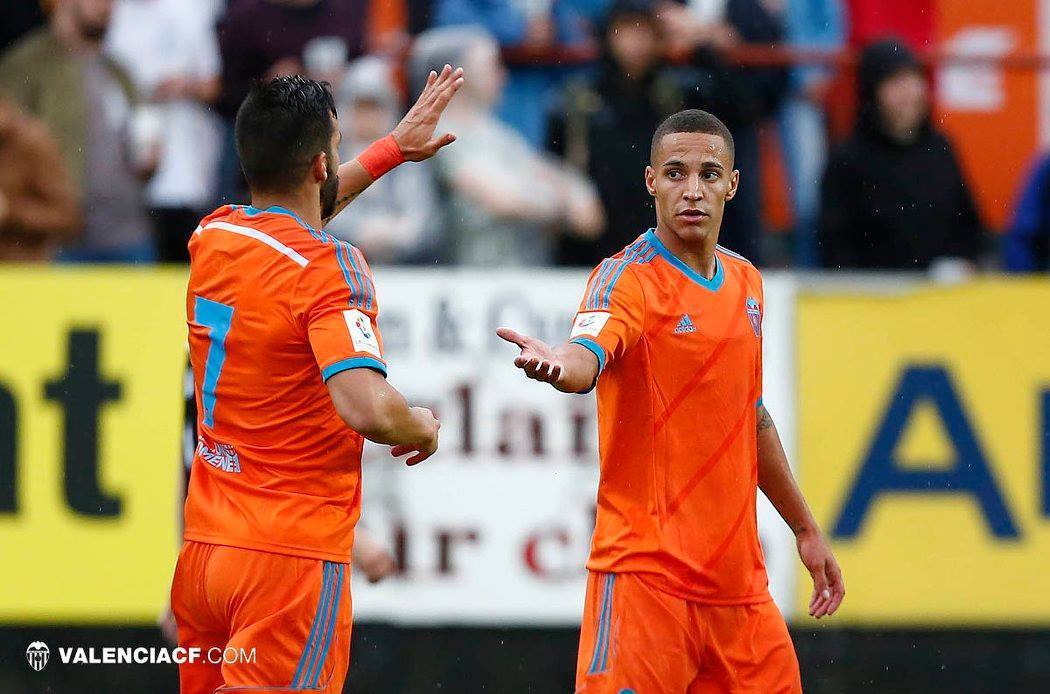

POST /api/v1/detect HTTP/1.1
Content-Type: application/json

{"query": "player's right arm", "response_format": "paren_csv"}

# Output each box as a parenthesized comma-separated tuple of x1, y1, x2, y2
(294, 243, 439, 465)
(326, 369, 439, 465)
(495, 329, 599, 394)
(498, 260, 645, 393)
(323, 64, 464, 225)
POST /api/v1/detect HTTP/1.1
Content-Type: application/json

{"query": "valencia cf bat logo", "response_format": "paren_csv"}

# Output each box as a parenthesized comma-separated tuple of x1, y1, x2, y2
(745, 297, 761, 337)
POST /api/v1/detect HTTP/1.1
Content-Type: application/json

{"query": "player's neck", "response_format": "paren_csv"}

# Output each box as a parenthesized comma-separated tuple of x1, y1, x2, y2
(249, 192, 323, 230)
(653, 224, 718, 281)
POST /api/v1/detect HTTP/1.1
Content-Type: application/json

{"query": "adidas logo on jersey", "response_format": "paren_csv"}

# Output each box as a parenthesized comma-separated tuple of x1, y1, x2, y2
(674, 314, 696, 334)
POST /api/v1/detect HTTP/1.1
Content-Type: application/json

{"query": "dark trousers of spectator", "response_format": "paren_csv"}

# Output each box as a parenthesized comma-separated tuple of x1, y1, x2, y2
(151, 206, 202, 264)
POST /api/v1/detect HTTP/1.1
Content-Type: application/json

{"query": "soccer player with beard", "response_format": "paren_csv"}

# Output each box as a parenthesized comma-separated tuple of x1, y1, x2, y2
(499, 110, 844, 693)
(171, 68, 462, 693)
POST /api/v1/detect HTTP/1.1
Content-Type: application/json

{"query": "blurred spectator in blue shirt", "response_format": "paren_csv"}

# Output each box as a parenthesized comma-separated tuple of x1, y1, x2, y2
(325, 57, 443, 265)
(1004, 155, 1050, 272)
(434, 0, 600, 146)
(777, 0, 844, 267)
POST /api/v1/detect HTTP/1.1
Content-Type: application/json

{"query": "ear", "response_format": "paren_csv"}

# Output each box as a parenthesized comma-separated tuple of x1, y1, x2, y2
(644, 165, 656, 197)
(725, 169, 740, 202)
(311, 152, 329, 184)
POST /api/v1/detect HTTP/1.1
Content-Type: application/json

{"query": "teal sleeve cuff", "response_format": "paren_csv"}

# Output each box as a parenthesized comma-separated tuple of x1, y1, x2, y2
(569, 337, 607, 373)
(757, 397, 764, 409)
(322, 356, 388, 381)
(569, 337, 607, 394)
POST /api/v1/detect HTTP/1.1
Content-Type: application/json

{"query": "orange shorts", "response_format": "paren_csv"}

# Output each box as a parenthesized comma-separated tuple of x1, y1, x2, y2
(171, 540, 352, 694)
(575, 572, 801, 694)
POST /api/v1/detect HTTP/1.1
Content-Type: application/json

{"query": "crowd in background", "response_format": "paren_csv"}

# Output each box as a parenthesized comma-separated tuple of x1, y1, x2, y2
(0, 0, 1047, 272)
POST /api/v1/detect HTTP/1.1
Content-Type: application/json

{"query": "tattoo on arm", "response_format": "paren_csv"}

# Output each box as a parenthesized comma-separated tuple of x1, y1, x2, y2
(757, 406, 774, 432)
(322, 192, 359, 225)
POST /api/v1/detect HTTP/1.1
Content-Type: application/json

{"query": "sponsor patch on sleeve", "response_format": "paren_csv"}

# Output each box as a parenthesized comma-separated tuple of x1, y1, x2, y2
(570, 311, 611, 338)
(343, 309, 381, 357)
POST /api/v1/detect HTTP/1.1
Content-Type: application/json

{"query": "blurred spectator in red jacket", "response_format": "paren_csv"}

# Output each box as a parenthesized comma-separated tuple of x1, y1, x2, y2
(0, 97, 81, 261)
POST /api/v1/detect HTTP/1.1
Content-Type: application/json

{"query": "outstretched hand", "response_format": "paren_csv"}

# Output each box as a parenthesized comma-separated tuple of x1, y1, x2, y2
(496, 327, 564, 384)
(798, 529, 845, 619)
(392, 64, 464, 161)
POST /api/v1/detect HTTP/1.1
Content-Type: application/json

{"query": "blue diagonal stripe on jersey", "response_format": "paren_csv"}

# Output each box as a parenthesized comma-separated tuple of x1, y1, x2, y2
(291, 563, 334, 688)
(342, 242, 372, 309)
(330, 241, 361, 308)
(600, 242, 650, 309)
(587, 259, 616, 310)
(351, 246, 376, 311)
(306, 563, 345, 687)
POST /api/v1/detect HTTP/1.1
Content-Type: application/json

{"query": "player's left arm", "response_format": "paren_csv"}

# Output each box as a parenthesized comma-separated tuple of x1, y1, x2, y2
(323, 64, 464, 225)
(756, 404, 845, 619)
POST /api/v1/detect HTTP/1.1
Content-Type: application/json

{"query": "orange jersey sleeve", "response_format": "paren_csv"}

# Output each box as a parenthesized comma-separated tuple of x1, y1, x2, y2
(568, 248, 651, 379)
(292, 240, 386, 380)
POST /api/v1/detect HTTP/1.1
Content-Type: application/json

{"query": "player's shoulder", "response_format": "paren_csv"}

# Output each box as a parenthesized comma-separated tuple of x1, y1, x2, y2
(715, 244, 762, 284)
(195, 205, 363, 269)
(583, 234, 659, 308)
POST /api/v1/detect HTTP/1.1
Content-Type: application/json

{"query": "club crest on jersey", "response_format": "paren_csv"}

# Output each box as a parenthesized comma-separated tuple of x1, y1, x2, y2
(674, 314, 696, 334)
(745, 297, 761, 337)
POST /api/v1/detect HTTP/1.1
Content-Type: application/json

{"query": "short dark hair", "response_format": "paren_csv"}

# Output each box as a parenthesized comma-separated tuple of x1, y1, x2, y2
(650, 109, 735, 164)
(235, 76, 338, 192)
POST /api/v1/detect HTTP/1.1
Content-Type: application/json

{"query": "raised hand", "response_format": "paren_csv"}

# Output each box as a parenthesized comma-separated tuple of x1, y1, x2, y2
(391, 64, 464, 162)
(496, 327, 564, 384)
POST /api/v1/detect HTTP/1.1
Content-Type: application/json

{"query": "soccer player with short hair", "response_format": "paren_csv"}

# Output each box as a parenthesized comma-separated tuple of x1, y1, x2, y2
(171, 67, 462, 693)
(499, 109, 845, 693)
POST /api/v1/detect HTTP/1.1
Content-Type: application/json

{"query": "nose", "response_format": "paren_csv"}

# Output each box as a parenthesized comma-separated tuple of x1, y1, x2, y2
(683, 173, 703, 201)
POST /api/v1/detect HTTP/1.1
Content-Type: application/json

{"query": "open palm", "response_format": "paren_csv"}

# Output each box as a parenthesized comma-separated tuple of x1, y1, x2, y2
(496, 327, 563, 383)
(391, 64, 464, 161)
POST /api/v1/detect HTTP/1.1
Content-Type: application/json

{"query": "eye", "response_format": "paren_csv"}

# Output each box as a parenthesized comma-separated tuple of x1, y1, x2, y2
(667, 169, 684, 180)
(702, 171, 720, 181)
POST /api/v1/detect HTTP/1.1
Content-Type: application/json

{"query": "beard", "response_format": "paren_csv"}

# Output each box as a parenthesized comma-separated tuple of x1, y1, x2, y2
(320, 166, 340, 221)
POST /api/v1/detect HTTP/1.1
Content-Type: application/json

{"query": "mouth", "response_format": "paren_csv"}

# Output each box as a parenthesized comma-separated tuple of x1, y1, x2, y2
(676, 209, 709, 223)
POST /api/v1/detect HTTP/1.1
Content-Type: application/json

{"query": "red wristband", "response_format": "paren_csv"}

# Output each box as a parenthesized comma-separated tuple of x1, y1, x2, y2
(357, 133, 405, 180)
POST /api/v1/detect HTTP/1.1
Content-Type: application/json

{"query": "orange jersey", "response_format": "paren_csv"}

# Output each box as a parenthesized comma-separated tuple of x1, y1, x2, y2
(569, 229, 768, 604)
(184, 204, 387, 564)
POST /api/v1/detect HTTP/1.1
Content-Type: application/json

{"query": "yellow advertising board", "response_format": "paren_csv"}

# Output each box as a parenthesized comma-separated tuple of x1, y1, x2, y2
(0, 268, 186, 623)
(798, 280, 1050, 625)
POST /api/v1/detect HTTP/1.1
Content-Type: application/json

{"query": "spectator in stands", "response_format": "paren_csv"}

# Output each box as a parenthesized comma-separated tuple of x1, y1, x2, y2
(550, 0, 759, 266)
(214, 0, 369, 203)
(409, 26, 604, 266)
(106, 0, 223, 263)
(1004, 154, 1050, 272)
(0, 0, 156, 262)
(433, 0, 596, 146)
(326, 57, 442, 264)
(819, 39, 984, 270)
(0, 96, 81, 261)
(778, 0, 844, 267)
(657, 0, 789, 264)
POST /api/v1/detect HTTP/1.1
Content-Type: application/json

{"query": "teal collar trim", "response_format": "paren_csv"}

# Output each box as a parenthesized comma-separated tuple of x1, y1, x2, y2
(245, 205, 315, 232)
(644, 228, 724, 291)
